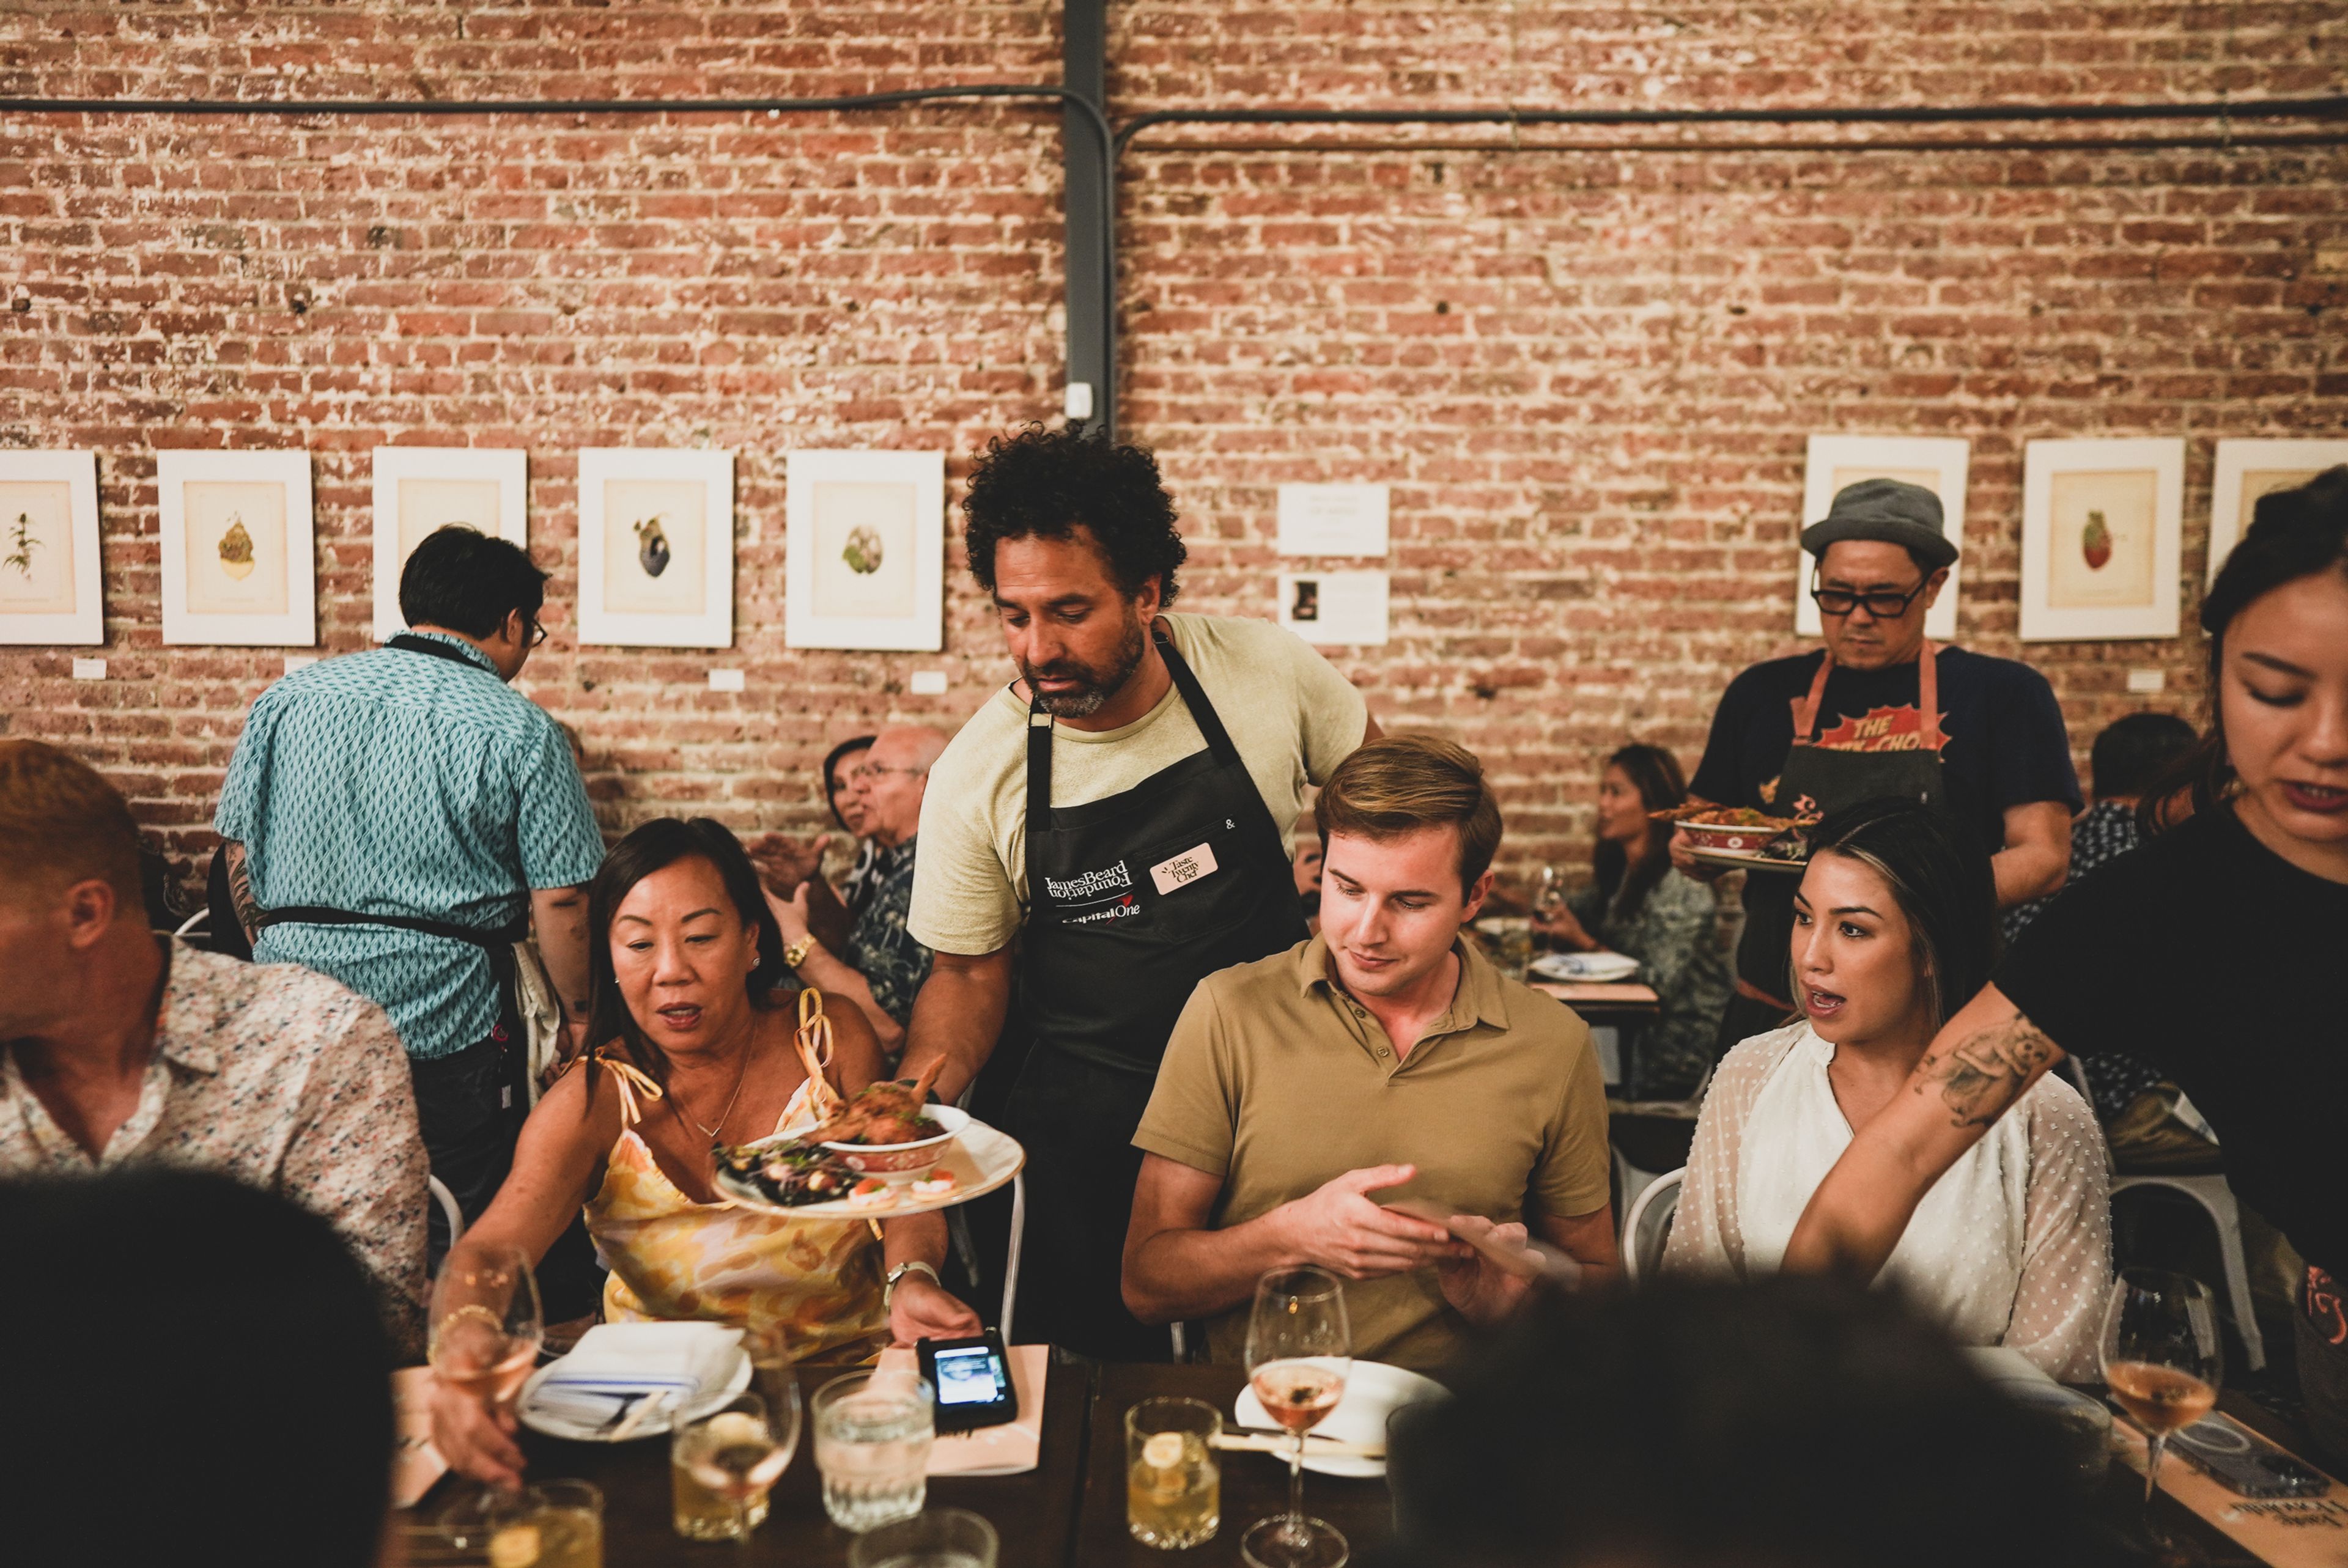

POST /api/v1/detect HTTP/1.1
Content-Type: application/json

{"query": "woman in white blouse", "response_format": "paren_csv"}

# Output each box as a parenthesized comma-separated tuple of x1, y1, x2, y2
(1662, 798, 2110, 1378)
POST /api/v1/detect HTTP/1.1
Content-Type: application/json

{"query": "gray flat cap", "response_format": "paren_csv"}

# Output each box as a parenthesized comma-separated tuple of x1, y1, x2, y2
(1800, 477, 1958, 569)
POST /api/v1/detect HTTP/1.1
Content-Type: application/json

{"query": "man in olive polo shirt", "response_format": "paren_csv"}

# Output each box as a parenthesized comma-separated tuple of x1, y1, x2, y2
(1123, 736, 1618, 1370)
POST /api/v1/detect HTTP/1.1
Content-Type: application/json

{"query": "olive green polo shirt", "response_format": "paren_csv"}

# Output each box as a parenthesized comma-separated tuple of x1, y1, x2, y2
(1133, 932, 1612, 1371)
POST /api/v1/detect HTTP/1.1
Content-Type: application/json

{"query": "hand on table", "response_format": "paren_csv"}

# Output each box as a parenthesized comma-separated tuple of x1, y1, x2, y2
(1667, 826, 1726, 883)
(748, 831, 830, 898)
(1436, 1215, 1536, 1328)
(428, 1369, 528, 1490)
(890, 1275, 982, 1347)
(1276, 1165, 1469, 1281)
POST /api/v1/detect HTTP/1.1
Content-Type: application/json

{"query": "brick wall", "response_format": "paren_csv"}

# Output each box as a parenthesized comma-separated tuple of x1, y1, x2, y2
(3, 2, 2344, 902)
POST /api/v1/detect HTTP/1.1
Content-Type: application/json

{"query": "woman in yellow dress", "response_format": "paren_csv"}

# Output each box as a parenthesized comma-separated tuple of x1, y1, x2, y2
(432, 817, 980, 1487)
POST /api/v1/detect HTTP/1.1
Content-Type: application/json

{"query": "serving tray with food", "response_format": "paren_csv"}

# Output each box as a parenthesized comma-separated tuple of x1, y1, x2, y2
(1651, 804, 1816, 871)
(712, 1064, 1024, 1220)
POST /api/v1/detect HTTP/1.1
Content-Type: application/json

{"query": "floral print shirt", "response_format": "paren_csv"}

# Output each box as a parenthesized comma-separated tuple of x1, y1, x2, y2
(847, 837, 934, 1029)
(0, 941, 429, 1356)
(1570, 867, 1735, 1100)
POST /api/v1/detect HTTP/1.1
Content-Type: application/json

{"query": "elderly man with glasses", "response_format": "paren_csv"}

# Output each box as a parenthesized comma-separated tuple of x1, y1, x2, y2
(764, 724, 950, 1060)
(1672, 479, 2080, 1054)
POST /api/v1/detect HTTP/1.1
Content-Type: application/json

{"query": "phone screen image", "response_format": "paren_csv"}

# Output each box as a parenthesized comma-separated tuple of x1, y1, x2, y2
(933, 1345, 1005, 1407)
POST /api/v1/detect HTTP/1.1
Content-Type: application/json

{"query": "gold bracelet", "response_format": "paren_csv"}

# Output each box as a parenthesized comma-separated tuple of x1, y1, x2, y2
(783, 937, 814, 970)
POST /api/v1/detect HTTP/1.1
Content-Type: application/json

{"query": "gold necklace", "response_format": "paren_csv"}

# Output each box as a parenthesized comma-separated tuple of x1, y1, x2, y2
(676, 1042, 754, 1144)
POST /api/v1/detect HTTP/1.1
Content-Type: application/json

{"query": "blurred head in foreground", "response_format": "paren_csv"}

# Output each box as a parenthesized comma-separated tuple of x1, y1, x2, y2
(0, 1169, 393, 1568)
(1384, 1275, 2117, 1568)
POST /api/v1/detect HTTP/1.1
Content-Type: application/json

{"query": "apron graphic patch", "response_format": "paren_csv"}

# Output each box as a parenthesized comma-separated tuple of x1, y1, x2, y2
(1150, 842, 1220, 895)
(1812, 702, 1947, 755)
(1044, 861, 1132, 901)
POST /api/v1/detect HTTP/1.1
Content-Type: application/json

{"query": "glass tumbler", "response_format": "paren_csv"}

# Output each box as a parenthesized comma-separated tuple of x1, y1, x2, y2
(813, 1369, 936, 1532)
(847, 1507, 1000, 1568)
(1126, 1397, 1222, 1549)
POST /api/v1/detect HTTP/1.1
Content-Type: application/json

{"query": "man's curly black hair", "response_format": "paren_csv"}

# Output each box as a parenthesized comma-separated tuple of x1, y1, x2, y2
(962, 424, 1187, 606)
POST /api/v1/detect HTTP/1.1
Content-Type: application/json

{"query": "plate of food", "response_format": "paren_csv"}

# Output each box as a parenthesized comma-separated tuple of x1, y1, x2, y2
(714, 1074, 1024, 1220)
(1685, 841, 1810, 874)
(1650, 804, 1807, 855)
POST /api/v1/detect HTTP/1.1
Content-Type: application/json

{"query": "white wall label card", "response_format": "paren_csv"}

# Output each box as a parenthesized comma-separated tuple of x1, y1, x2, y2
(706, 668, 745, 692)
(72, 656, 106, 680)
(1278, 570, 1390, 646)
(909, 669, 948, 696)
(1277, 484, 1390, 558)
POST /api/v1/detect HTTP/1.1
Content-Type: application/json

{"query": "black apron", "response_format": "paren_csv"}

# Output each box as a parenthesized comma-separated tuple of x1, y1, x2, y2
(1005, 624, 1309, 1360)
(251, 633, 532, 1105)
(1722, 643, 1947, 1039)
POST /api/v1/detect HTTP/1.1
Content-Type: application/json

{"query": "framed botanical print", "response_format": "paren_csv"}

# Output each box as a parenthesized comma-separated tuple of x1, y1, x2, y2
(2207, 438, 2348, 584)
(784, 449, 945, 652)
(0, 449, 103, 646)
(1795, 436, 1970, 641)
(576, 448, 735, 649)
(157, 449, 317, 647)
(371, 447, 529, 639)
(2020, 438, 2185, 642)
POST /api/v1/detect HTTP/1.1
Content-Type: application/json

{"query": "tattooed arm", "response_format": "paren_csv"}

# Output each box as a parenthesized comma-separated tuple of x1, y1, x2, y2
(221, 839, 262, 944)
(1781, 984, 2067, 1281)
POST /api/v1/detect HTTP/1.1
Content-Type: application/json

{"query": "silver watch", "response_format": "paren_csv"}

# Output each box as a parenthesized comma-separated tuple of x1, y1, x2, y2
(885, 1260, 942, 1307)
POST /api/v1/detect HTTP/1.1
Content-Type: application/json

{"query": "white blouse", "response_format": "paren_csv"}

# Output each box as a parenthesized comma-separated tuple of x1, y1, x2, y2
(1661, 1022, 2112, 1380)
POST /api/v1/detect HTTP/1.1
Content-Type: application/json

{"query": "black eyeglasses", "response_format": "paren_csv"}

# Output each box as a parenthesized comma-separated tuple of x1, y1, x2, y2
(526, 616, 550, 649)
(1810, 573, 1932, 620)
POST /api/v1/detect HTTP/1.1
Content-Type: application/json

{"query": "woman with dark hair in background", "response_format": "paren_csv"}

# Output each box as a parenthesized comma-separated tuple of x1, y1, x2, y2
(1787, 468, 2348, 1455)
(430, 817, 978, 1488)
(1666, 797, 2111, 1378)
(1535, 743, 1732, 1099)
(821, 734, 882, 911)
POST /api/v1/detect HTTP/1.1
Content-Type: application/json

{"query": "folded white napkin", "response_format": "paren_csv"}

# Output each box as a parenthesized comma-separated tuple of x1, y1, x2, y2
(528, 1322, 743, 1427)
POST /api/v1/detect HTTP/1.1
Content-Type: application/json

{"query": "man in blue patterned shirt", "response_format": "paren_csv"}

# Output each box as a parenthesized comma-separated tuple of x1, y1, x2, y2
(767, 725, 943, 1062)
(215, 528, 606, 1237)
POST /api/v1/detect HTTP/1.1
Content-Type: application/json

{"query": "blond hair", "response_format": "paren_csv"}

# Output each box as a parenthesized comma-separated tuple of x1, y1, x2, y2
(0, 740, 142, 907)
(1315, 735, 1503, 894)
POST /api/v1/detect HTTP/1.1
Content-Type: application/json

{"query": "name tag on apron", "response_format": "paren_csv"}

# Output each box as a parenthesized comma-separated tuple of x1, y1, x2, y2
(1150, 842, 1220, 895)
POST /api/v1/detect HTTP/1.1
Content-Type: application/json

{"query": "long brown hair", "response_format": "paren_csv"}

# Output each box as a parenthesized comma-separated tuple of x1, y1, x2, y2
(582, 817, 792, 1103)
(2141, 465, 2348, 833)
(1593, 743, 1687, 920)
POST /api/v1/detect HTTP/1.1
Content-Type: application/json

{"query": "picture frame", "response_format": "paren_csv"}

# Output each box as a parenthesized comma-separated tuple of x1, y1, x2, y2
(1276, 569, 1390, 647)
(1795, 436, 1970, 641)
(2207, 438, 2348, 585)
(157, 449, 316, 647)
(784, 449, 945, 652)
(2020, 438, 2185, 642)
(371, 447, 529, 641)
(577, 448, 734, 649)
(0, 449, 104, 646)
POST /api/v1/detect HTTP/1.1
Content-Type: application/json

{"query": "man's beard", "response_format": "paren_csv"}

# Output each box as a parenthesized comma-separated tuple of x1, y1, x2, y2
(1022, 608, 1148, 719)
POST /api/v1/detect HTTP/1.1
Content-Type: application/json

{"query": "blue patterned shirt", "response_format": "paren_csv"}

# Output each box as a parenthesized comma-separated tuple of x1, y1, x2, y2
(215, 633, 606, 1060)
(847, 837, 933, 1028)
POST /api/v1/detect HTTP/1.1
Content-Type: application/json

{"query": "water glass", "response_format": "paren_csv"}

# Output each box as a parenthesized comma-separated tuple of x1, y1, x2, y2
(1126, 1397, 1221, 1549)
(813, 1369, 936, 1533)
(1482, 916, 1534, 980)
(847, 1507, 1000, 1568)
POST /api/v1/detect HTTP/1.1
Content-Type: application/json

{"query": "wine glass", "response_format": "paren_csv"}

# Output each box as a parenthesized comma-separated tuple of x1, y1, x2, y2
(2101, 1268, 2223, 1556)
(676, 1393, 797, 1545)
(428, 1242, 544, 1423)
(1242, 1265, 1352, 1568)
(1533, 866, 1568, 923)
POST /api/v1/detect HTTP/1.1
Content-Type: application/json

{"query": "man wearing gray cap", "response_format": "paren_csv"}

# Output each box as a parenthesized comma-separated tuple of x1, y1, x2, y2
(1674, 479, 2081, 1051)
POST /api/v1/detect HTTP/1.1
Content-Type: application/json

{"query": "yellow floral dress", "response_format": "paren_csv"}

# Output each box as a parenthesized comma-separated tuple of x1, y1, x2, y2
(580, 1053, 892, 1364)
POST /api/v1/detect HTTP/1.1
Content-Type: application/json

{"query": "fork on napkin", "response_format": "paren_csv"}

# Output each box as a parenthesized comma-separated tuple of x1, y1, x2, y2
(526, 1321, 743, 1430)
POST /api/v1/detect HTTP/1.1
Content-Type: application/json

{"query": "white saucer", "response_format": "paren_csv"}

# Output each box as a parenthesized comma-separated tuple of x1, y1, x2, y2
(1234, 1361, 1448, 1479)
(515, 1347, 752, 1441)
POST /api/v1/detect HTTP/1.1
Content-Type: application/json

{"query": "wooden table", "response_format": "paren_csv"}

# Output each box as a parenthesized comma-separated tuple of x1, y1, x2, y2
(441, 1358, 2303, 1568)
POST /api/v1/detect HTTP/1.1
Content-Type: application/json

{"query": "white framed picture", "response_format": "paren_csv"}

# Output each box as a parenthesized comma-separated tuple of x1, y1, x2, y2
(2207, 438, 2348, 585)
(1795, 436, 1970, 641)
(1277, 569, 1390, 647)
(157, 449, 316, 647)
(0, 449, 103, 646)
(2020, 438, 2185, 642)
(577, 448, 734, 649)
(784, 449, 945, 652)
(371, 447, 528, 640)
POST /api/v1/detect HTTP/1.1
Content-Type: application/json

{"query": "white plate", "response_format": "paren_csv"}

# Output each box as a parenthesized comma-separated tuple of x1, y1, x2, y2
(1530, 951, 1642, 984)
(1234, 1361, 1448, 1479)
(1686, 845, 1806, 875)
(714, 1114, 1025, 1220)
(517, 1347, 752, 1442)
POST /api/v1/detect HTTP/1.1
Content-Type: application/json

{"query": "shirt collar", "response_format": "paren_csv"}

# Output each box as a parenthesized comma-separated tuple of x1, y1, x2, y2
(402, 630, 501, 675)
(149, 940, 223, 1077)
(1290, 930, 1515, 1034)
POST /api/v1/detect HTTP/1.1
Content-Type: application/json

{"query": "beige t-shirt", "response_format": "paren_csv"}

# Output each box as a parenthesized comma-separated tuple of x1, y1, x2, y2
(1134, 933, 1613, 1371)
(907, 613, 1368, 956)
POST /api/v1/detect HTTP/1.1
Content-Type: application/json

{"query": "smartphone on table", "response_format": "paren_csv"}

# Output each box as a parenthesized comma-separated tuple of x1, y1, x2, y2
(917, 1330, 1020, 1434)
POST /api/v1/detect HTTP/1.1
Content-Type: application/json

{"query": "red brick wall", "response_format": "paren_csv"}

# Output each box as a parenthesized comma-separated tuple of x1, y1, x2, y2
(4, 2, 2344, 900)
